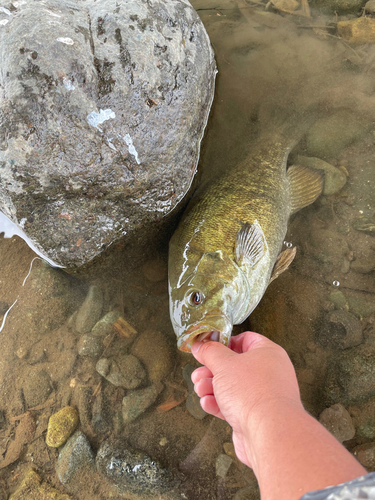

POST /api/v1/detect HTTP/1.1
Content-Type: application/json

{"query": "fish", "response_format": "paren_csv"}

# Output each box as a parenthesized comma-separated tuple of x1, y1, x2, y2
(168, 106, 324, 352)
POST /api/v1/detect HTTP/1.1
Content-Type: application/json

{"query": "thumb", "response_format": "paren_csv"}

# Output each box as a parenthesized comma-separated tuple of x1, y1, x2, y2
(191, 340, 235, 373)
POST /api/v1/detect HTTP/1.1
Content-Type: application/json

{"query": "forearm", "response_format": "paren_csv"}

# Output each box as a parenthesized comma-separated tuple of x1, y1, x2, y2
(246, 402, 366, 500)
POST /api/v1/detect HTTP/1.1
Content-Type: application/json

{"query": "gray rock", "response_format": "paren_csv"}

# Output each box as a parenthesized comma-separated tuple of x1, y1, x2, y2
(318, 403, 355, 443)
(296, 156, 347, 196)
(365, 0, 375, 13)
(22, 368, 53, 408)
(57, 430, 95, 486)
(357, 418, 375, 439)
(328, 291, 348, 310)
(318, 310, 363, 350)
(122, 382, 163, 423)
(324, 342, 375, 406)
(91, 310, 122, 338)
(215, 453, 232, 479)
(0, 0, 216, 269)
(77, 334, 103, 357)
(312, 0, 366, 14)
(305, 109, 370, 159)
(96, 440, 175, 496)
(75, 286, 103, 334)
(96, 354, 146, 389)
(186, 392, 207, 420)
(353, 442, 375, 469)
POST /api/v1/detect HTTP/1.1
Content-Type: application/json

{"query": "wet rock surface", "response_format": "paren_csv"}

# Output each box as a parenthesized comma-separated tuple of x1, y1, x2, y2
(318, 403, 355, 443)
(318, 310, 363, 350)
(122, 382, 164, 423)
(0, 0, 216, 269)
(96, 354, 146, 389)
(57, 431, 95, 486)
(46, 406, 79, 447)
(96, 440, 176, 497)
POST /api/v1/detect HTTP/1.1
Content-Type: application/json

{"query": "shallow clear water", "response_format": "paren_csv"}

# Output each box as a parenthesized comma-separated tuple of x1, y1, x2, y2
(1, 0, 375, 498)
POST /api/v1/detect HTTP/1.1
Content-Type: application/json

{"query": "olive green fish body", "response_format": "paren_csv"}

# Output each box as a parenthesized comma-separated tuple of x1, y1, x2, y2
(169, 125, 323, 352)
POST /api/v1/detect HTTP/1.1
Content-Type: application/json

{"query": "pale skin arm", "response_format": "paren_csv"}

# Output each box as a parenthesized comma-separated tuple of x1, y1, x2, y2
(191, 332, 366, 500)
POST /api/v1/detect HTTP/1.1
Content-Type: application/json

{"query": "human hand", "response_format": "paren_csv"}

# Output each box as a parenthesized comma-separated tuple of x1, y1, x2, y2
(191, 331, 303, 468)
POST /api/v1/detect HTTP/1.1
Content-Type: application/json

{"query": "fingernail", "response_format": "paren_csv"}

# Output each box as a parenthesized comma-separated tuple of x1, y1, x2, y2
(191, 341, 202, 354)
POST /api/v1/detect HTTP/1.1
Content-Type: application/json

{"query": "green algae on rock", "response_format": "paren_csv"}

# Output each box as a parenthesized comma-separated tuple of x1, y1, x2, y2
(46, 406, 79, 448)
(9, 468, 72, 500)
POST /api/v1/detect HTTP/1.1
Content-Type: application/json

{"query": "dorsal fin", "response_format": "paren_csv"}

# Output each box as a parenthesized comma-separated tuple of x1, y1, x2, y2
(288, 164, 324, 214)
(235, 221, 267, 268)
(270, 247, 297, 283)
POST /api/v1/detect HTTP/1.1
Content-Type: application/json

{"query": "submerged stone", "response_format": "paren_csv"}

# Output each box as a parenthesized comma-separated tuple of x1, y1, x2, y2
(57, 431, 95, 486)
(338, 17, 375, 45)
(46, 406, 79, 448)
(122, 382, 163, 423)
(9, 468, 72, 500)
(296, 156, 347, 196)
(318, 403, 355, 443)
(96, 354, 146, 389)
(0, 0, 216, 269)
(75, 286, 104, 334)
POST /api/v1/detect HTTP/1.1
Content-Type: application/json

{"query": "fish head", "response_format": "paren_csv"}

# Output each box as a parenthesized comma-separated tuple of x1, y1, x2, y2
(169, 250, 250, 352)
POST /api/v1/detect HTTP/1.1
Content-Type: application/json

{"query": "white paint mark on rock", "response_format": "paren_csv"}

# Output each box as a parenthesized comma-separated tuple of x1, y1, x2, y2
(0, 19, 9, 26)
(87, 109, 115, 132)
(124, 134, 140, 164)
(56, 37, 74, 45)
(63, 77, 75, 91)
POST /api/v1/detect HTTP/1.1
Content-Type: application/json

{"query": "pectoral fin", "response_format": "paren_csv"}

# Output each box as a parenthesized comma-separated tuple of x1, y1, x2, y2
(269, 247, 297, 283)
(288, 164, 324, 214)
(235, 221, 267, 268)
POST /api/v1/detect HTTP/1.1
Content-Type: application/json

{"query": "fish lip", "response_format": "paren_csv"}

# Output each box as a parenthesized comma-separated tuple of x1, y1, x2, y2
(177, 314, 232, 353)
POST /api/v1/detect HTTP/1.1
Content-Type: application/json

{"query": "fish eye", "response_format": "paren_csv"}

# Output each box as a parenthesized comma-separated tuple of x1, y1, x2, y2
(190, 291, 203, 306)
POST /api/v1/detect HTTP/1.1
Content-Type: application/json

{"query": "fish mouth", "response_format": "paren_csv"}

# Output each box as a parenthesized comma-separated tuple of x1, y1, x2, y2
(178, 315, 232, 353)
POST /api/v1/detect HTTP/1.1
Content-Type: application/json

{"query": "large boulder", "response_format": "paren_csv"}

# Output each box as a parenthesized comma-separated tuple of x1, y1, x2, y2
(0, 0, 216, 268)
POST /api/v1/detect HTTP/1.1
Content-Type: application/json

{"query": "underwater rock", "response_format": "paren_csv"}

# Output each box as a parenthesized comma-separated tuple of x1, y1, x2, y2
(46, 406, 79, 448)
(313, 0, 366, 13)
(296, 156, 347, 196)
(22, 368, 53, 408)
(96, 440, 175, 497)
(328, 291, 348, 310)
(131, 330, 173, 383)
(307, 228, 350, 270)
(77, 333, 103, 357)
(75, 286, 104, 334)
(96, 354, 146, 389)
(318, 310, 363, 350)
(318, 403, 355, 443)
(353, 442, 375, 468)
(122, 382, 163, 423)
(9, 468, 72, 500)
(324, 342, 375, 406)
(91, 310, 122, 338)
(0, 0, 216, 269)
(337, 17, 375, 45)
(215, 453, 233, 478)
(182, 363, 207, 420)
(56, 431, 95, 486)
(305, 109, 370, 158)
(352, 216, 375, 235)
(357, 418, 375, 439)
(365, 0, 375, 13)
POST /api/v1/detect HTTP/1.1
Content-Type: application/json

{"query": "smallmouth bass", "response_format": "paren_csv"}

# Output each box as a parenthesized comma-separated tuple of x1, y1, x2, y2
(168, 109, 324, 352)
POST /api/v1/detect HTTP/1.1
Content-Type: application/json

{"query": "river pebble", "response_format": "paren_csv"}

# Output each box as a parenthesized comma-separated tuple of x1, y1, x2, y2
(318, 403, 355, 443)
(9, 468, 72, 500)
(357, 418, 375, 439)
(96, 354, 146, 389)
(365, 0, 375, 13)
(183, 364, 208, 420)
(122, 382, 164, 423)
(318, 310, 363, 350)
(215, 453, 233, 478)
(328, 291, 348, 309)
(46, 406, 79, 448)
(353, 442, 375, 468)
(56, 431, 95, 486)
(75, 286, 104, 334)
(337, 17, 375, 45)
(22, 368, 53, 408)
(77, 334, 103, 357)
(296, 156, 347, 195)
(91, 310, 122, 338)
(131, 330, 173, 383)
(96, 440, 175, 496)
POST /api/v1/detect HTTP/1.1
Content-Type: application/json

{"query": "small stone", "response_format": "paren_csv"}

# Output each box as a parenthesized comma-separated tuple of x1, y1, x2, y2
(328, 291, 348, 309)
(122, 382, 164, 423)
(348, 295, 375, 319)
(182, 364, 195, 392)
(9, 468, 72, 500)
(46, 406, 79, 448)
(77, 334, 103, 357)
(96, 440, 175, 496)
(296, 156, 347, 196)
(22, 369, 53, 408)
(365, 0, 375, 14)
(16, 347, 29, 360)
(142, 259, 167, 282)
(28, 343, 46, 365)
(186, 392, 207, 420)
(223, 442, 237, 460)
(159, 437, 168, 446)
(56, 431, 95, 486)
(338, 17, 375, 45)
(318, 310, 363, 350)
(350, 258, 375, 274)
(91, 310, 122, 338)
(353, 442, 375, 468)
(75, 286, 104, 334)
(215, 453, 233, 478)
(318, 403, 355, 443)
(131, 330, 173, 383)
(357, 418, 375, 439)
(96, 354, 146, 389)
